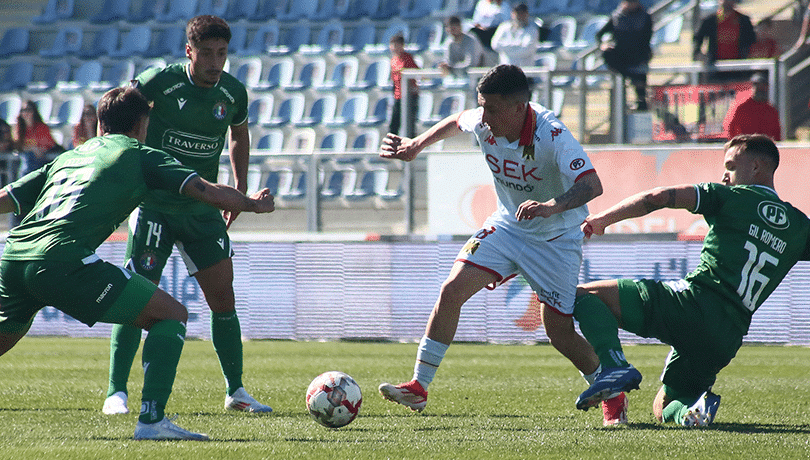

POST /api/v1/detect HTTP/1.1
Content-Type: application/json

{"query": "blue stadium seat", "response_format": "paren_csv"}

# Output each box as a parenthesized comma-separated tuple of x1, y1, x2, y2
(58, 60, 103, 92)
(91, 0, 134, 23)
(224, 0, 261, 20)
(539, 16, 577, 51)
(400, 0, 442, 20)
(244, 22, 280, 55)
(0, 62, 34, 91)
(98, 60, 136, 90)
(128, 0, 159, 22)
(325, 94, 368, 128)
(196, 0, 229, 16)
(109, 26, 153, 58)
(335, 21, 376, 55)
(228, 23, 249, 55)
(0, 28, 29, 58)
(294, 94, 337, 128)
(29, 94, 55, 123)
(47, 94, 85, 129)
(39, 26, 83, 58)
(281, 59, 326, 91)
(300, 21, 345, 55)
(279, 171, 306, 200)
(33, 0, 75, 24)
(423, 92, 465, 126)
(568, 15, 609, 52)
(267, 23, 312, 56)
(265, 94, 306, 128)
(255, 129, 284, 152)
(357, 95, 392, 127)
(253, 57, 294, 91)
(276, 0, 319, 21)
(144, 27, 186, 58)
(0, 94, 22, 124)
(347, 59, 389, 91)
(365, 20, 409, 55)
(233, 57, 263, 89)
(81, 27, 120, 59)
(371, 0, 399, 20)
(344, 170, 376, 200)
(312, 0, 351, 21)
(27, 60, 72, 92)
(316, 56, 359, 91)
(249, 0, 277, 20)
(319, 129, 348, 152)
(411, 22, 443, 53)
(350, 129, 380, 151)
(342, 0, 380, 19)
(154, 0, 199, 23)
(248, 94, 274, 126)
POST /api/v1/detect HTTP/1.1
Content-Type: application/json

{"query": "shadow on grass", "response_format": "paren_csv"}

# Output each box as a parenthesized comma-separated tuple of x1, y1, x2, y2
(620, 422, 810, 434)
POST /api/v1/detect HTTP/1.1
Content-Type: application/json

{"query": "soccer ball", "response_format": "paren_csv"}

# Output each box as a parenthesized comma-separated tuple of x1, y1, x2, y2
(305, 371, 362, 428)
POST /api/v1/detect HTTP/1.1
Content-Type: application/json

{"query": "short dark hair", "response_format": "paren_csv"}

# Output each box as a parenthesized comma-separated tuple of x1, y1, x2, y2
(448, 15, 461, 26)
(726, 134, 780, 171)
(513, 3, 528, 13)
(186, 15, 231, 46)
(477, 65, 530, 102)
(390, 33, 405, 45)
(97, 86, 151, 135)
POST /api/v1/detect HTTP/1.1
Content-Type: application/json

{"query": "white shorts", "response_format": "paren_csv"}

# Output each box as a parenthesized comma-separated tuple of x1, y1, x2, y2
(455, 222, 584, 316)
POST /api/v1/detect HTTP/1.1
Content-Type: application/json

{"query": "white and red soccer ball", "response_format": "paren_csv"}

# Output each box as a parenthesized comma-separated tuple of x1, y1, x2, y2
(305, 371, 362, 428)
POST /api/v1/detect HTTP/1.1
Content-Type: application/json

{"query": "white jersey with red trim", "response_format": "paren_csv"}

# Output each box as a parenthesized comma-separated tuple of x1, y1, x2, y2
(457, 102, 595, 240)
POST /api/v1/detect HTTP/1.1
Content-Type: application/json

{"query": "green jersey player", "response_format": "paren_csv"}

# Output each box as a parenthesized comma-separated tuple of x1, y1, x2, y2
(103, 15, 272, 416)
(570, 134, 810, 427)
(0, 86, 274, 440)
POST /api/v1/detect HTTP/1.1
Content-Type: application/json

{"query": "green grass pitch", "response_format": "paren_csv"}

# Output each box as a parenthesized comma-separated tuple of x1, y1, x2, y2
(0, 338, 808, 459)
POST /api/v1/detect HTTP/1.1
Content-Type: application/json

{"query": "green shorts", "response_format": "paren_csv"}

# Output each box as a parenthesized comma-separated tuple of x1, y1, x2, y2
(617, 278, 744, 398)
(0, 258, 158, 332)
(126, 207, 233, 281)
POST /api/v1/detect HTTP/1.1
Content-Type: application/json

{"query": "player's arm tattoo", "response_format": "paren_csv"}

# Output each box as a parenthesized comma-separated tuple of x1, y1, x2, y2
(193, 181, 206, 192)
(556, 176, 598, 210)
(641, 187, 677, 213)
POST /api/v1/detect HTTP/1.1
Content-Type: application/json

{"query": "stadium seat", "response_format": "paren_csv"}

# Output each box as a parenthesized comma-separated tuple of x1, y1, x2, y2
(253, 57, 294, 91)
(276, 0, 319, 21)
(411, 22, 443, 53)
(109, 26, 153, 58)
(568, 15, 609, 52)
(0, 94, 22, 124)
(81, 27, 120, 59)
(47, 94, 85, 128)
(28, 94, 54, 123)
(39, 26, 83, 58)
(134, 58, 167, 77)
(267, 23, 312, 56)
(350, 129, 380, 151)
(227, 23, 249, 55)
(347, 59, 389, 91)
(312, 0, 351, 21)
(0, 62, 34, 92)
(90, 59, 136, 92)
(300, 21, 345, 55)
(144, 27, 186, 58)
(566, 0, 586, 15)
(343, 169, 376, 200)
(371, 0, 399, 20)
(325, 94, 368, 128)
(255, 129, 284, 152)
(234, 57, 263, 89)
(57, 60, 103, 92)
(400, 0, 442, 20)
(366, 20, 410, 55)
(154, 0, 199, 23)
(248, 94, 274, 126)
(539, 16, 577, 51)
(0, 27, 29, 58)
(91, 0, 134, 23)
(357, 95, 392, 127)
(319, 129, 349, 152)
(128, 0, 159, 22)
(27, 60, 72, 92)
(224, 0, 261, 20)
(316, 56, 360, 91)
(340, 0, 380, 19)
(423, 92, 465, 126)
(281, 59, 326, 92)
(265, 93, 306, 128)
(196, 0, 229, 16)
(249, 0, 277, 20)
(294, 94, 337, 128)
(286, 128, 317, 153)
(335, 21, 376, 55)
(244, 22, 281, 55)
(33, 0, 75, 24)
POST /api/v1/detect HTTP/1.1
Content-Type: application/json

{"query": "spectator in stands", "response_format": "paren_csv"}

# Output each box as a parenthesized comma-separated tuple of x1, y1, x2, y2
(596, 0, 653, 111)
(0, 119, 15, 187)
(438, 16, 482, 79)
(748, 18, 780, 58)
(490, 3, 539, 68)
(693, 0, 756, 81)
(389, 33, 419, 138)
(72, 103, 98, 148)
(0, 119, 12, 153)
(723, 72, 781, 141)
(470, 0, 511, 65)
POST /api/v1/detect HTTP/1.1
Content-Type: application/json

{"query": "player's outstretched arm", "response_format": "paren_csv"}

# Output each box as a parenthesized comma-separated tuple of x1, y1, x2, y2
(0, 187, 17, 214)
(583, 184, 696, 238)
(515, 172, 603, 221)
(181, 176, 275, 214)
(380, 113, 462, 162)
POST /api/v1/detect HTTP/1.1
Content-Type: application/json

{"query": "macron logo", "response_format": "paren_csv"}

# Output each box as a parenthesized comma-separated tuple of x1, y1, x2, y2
(177, 98, 187, 110)
(217, 238, 226, 249)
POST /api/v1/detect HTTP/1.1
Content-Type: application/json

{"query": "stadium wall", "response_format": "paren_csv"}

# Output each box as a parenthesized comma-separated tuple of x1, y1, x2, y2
(23, 238, 810, 346)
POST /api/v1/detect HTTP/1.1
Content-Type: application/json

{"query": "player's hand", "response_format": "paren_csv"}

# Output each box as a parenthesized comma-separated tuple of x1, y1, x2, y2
(515, 200, 554, 221)
(223, 209, 239, 229)
(581, 214, 607, 239)
(380, 133, 420, 162)
(249, 188, 275, 213)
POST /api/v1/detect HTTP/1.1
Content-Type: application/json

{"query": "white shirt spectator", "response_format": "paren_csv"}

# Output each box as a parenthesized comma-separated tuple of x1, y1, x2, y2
(490, 18, 539, 67)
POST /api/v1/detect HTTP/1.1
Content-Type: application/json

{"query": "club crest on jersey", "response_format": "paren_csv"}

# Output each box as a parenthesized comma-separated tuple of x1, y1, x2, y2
(461, 239, 480, 256)
(213, 102, 227, 120)
(140, 251, 158, 271)
(758, 201, 789, 229)
(522, 145, 534, 161)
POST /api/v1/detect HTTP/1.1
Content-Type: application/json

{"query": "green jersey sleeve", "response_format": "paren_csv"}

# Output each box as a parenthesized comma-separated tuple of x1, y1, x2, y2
(6, 166, 49, 217)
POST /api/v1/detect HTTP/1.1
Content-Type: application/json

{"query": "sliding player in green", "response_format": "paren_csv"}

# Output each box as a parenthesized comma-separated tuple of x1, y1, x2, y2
(571, 134, 810, 426)
(0, 86, 274, 440)
(103, 15, 272, 415)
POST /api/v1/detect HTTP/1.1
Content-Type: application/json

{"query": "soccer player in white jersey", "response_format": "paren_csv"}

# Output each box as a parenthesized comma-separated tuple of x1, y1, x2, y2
(378, 65, 626, 425)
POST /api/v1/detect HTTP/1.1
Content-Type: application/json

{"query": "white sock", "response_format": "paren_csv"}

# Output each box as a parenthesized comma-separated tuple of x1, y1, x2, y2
(412, 336, 449, 391)
(581, 364, 602, 385)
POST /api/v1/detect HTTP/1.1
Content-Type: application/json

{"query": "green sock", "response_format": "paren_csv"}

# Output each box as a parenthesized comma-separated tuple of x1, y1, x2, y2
(662, 398, 692, 423)
(139, 320, 186, 424)
(211, 311, 244, 396)
(107, 324, 143, 397)
(573, 294, 629, 368)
